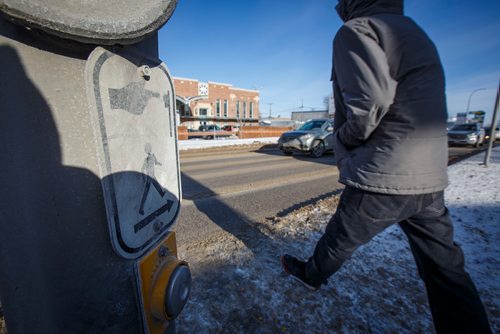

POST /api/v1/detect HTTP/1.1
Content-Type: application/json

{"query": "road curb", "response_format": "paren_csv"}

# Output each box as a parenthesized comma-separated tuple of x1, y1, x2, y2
(447, 143, 498, 166)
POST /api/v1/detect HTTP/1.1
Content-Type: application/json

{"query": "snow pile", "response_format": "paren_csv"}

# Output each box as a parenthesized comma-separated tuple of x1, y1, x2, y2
(176, 148, 500, 333)
(178, 137, 278, 151)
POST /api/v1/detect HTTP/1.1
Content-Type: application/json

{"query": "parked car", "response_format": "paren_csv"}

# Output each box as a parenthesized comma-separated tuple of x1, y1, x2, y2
(199, 124, 221, 132)
(222, 125, 239, 132)
(188, 124, 233, 140)
(447, 123, 485, 147)
(278, 119, 334, 158)
(483, 125, 500, 142)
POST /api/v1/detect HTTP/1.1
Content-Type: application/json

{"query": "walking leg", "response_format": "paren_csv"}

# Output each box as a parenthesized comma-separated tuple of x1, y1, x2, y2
(399, 192, 491, 334)
(306, 187, 412, 283)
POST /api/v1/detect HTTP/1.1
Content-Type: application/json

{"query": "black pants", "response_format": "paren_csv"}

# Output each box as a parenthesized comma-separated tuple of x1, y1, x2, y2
(306, 186, 491, 334)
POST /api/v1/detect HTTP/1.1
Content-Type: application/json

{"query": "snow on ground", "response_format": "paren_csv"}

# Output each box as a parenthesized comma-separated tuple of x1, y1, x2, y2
(178, 138, 279, 151)
(176, 147, 500, 333)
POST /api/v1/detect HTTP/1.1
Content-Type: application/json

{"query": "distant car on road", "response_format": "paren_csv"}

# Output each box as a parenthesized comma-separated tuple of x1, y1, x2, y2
(483, 125, 500, 142)
(278, 119, 334, 158)
(447, 123, 485, 147)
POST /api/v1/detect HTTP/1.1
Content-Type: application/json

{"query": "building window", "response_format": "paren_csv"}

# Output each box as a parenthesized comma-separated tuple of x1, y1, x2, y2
(249, 102, 254, 119)
(216, 99, 221, 118)
(236, 101, 240, 119)
(223, 100, 228, 118)
(199, 108, 208, 117)
(243, 102, 247, 119)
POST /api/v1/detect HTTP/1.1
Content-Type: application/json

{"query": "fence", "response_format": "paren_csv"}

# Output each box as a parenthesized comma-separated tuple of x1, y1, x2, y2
(177, 126, 293, 141)
(237, 126, 293, 139)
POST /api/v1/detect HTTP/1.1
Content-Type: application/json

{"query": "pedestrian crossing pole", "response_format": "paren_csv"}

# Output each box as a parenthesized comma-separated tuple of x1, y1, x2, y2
(0, 1, 190, 333)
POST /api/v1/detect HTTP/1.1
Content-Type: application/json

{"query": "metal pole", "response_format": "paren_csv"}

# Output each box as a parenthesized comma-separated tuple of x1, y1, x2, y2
(483, 80, 500, 167)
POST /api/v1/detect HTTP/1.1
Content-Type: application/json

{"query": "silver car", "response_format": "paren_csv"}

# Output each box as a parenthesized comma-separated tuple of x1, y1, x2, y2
(447, 123, 485, 147)
(278, 119, 334, 158)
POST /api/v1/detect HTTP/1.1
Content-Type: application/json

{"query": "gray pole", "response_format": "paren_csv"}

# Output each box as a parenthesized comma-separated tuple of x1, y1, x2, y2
(483, 80, 500, 167)
(0, 1, 190, 333)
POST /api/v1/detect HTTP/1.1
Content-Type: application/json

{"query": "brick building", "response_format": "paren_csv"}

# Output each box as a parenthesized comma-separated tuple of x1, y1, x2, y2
(173, 77, 260, 129)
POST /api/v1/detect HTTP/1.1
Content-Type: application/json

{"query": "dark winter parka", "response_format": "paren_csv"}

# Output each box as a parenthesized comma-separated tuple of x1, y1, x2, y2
(332, 0, 449, 194)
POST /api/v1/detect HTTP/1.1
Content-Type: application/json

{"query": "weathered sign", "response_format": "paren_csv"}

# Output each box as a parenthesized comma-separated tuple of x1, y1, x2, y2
(86, 47, 181, 259)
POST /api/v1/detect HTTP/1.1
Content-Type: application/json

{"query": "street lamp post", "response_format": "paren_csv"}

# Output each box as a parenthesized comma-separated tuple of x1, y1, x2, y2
(466, 88, 487, 113)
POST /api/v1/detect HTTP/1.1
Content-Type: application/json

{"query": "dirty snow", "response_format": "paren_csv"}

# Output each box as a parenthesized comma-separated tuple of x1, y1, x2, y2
(176, 147, 500, 333)
(179, 137, 279, 151)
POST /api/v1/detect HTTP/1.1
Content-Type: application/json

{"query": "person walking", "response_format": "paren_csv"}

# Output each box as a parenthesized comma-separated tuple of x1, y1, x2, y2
(280, 1, 492, 333)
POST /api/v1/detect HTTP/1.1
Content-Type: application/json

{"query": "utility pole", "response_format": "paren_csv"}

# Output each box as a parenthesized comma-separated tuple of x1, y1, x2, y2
(484, 80, 500, 167)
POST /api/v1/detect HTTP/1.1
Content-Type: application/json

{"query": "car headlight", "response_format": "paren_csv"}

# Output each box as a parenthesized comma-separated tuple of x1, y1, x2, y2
(301, 134, 314, 140)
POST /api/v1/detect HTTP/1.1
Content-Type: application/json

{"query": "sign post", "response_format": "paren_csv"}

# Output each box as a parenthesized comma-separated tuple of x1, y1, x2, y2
(0, 1, 190, 332)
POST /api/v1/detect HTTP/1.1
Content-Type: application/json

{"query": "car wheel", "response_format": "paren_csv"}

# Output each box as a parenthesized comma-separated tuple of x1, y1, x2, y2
(310, 140, 325, 158)
(282, 149, 293, 156)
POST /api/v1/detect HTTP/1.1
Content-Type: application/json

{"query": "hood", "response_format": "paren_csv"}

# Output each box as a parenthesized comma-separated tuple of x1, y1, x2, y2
(282, 130, 309, 137)
(448, 130, 476, 135)
(335, 0, 403, 22)
(280, 129, 320, 139)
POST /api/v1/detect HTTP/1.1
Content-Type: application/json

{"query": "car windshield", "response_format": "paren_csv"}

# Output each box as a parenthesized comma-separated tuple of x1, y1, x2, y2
(451, 124, 476, 131)
(299, 120, 325, 131)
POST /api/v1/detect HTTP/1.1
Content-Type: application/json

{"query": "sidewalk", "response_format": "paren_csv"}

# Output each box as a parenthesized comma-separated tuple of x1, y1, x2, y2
(176, 147, 500, 333)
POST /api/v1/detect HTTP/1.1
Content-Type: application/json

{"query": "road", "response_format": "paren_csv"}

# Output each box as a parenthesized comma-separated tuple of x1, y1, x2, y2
(173, 148, 341, 246)
(173, 145, 486, 246)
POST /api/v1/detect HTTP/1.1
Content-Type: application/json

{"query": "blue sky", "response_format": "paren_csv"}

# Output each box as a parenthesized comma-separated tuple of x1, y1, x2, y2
(159, 0, 500, 123)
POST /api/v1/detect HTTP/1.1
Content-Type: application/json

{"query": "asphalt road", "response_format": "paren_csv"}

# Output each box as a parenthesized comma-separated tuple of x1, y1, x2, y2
(173, 145, 486, 246)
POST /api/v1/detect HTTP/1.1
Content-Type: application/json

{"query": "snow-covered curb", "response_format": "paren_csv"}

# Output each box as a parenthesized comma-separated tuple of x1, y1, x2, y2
(176, 148, 500, 333)
(178, 137, 279, 151)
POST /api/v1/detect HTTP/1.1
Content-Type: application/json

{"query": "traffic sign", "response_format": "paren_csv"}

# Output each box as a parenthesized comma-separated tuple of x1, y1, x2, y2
(85, 47, 181, 259)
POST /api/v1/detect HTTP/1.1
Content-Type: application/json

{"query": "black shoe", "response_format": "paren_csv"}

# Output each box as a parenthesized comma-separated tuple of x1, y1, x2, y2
(280, 254, 325, 291)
